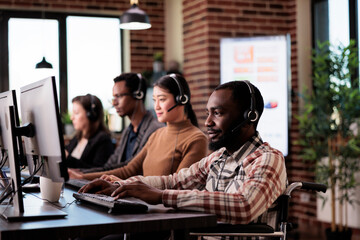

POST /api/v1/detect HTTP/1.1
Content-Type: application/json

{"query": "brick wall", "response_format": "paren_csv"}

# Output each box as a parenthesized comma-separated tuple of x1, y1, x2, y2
(0, 0, 322, 231)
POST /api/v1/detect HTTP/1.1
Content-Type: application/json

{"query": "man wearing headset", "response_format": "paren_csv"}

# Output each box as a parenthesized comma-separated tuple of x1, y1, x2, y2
(79, 80, 287, 226)
(69, 73, 164, 177)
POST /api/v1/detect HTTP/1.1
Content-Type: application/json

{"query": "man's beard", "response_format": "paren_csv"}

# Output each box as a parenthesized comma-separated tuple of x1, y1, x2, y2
(208, 128, 238, 151)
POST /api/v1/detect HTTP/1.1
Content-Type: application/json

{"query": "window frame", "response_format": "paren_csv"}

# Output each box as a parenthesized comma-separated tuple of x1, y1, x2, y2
(311, 0, 359, 87)
(0, 10, 124, 114)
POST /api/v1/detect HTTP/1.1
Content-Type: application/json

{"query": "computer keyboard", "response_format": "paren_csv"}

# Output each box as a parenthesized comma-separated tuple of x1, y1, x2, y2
(73, 192, 148, 213)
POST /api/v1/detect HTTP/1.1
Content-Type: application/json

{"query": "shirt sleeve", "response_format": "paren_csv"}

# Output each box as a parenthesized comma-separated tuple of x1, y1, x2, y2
(115, 152, 217, 190)
(162, 150, 287, 225)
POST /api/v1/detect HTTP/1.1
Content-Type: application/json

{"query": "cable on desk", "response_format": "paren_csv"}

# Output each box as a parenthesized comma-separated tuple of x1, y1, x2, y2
(0, 157, 43, 206)
(26, 192, 77, 209)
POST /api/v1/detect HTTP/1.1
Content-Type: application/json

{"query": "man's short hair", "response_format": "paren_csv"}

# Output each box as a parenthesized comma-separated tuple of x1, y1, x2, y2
(113, 73, 148, 102)
(215, 81, 264, 128)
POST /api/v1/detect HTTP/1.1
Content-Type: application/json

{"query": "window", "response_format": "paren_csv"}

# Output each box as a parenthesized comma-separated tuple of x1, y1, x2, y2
(313, 0, 350, 46)
(329, 0, 349, 46)
(8, 18, 60, 102)
(312, 0, 358, 86)
(0, 11, 123, 114)
(67, 16, 121, 112)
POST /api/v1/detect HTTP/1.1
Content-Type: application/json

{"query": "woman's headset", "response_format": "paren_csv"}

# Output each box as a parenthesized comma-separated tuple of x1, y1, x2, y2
(167, 74, 189, 112)
(86, 94, 98, 122)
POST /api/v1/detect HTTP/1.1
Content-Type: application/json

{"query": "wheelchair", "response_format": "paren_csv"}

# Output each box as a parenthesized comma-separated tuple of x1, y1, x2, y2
(189, 181, 327, 240)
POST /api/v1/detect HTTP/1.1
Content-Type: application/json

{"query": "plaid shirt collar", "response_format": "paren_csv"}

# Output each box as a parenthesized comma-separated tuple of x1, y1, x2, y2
(218, 131, 264, 164)
(208, 132, 264, 192)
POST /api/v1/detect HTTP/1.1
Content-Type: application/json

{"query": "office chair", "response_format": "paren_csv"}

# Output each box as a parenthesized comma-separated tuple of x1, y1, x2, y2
(189, 181, 327, 240)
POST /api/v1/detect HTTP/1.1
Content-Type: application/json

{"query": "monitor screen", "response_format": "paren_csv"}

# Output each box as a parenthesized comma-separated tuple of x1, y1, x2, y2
(20, 76, 68, 182)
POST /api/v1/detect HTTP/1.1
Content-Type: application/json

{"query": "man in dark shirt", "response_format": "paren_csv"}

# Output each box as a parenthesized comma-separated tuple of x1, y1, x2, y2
(68, 73, 164, 177)
(124, 123, 139, 162)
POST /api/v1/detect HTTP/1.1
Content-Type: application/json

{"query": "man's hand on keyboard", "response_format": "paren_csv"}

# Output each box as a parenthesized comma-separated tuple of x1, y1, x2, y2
(78, 179, 118, 196)
(111, 181, 163, 205)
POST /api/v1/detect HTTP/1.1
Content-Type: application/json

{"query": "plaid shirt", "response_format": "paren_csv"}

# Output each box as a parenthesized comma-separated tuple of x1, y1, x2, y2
(117, 132, 287, 225)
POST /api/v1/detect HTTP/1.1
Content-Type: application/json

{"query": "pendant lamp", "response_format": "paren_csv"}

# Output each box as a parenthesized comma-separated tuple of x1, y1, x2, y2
(35, 56, 53, 69)
(36, 3, 53, 69)
(119, 0, 151, 30)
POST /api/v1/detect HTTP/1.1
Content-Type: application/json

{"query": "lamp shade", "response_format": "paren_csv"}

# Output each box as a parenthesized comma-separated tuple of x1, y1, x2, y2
(35, 57, 53, 69)
(119, 4, 151, 30)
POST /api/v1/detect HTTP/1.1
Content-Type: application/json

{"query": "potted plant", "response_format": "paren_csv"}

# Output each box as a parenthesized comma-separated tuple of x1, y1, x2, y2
(153, 51, 164, 73)
(296, 40, 360, 240)
(61, 111, 74, 136)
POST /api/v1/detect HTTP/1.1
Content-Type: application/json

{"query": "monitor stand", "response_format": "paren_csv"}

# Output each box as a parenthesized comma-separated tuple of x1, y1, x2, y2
(0, 204, 67, 221)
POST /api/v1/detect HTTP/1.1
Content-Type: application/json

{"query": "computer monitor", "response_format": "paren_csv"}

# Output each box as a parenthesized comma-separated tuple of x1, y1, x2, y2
(0, 77, 68, 220)
(0, 90, 24, 212)
(0, 90, 24, 169)
(20, 76, 68, 183)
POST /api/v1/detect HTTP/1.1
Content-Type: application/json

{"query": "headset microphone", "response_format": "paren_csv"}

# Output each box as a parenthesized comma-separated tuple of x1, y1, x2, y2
(167, 103, 179, 112)
(231, 118, 250, 134)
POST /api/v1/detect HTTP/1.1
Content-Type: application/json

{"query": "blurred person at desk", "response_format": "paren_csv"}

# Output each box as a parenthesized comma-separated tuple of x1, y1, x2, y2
(68, 73, 164, 176)
(70, 74, 207, 181)
(65, 94, 114, 169)
(80, 80, 287, 227)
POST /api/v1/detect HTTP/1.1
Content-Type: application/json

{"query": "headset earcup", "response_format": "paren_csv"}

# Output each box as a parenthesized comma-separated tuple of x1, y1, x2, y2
(244, 110, 259, 123)
(176, 94, 189, 105)
(133, 91, 144, 100)
(87, 110, 97, 122)
(86, 94, 98, 122)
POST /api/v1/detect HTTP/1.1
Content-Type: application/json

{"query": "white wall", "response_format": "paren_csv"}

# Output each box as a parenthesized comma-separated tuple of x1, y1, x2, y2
(165, 0, 183, 71)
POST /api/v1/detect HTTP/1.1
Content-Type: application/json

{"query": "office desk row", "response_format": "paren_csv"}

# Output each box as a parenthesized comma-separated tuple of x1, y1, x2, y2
(0, 187, 217, 240)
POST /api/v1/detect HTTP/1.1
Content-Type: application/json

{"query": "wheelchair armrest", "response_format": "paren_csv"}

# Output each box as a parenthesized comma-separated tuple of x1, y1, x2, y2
(285, 182, 327, 195)
(301, 182, 327, 193)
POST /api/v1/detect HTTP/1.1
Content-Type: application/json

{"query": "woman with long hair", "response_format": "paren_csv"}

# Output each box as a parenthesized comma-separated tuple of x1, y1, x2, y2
(65, 94, 114, 169)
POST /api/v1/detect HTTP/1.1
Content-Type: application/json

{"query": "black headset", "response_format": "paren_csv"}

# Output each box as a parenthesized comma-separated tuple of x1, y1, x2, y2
(86, 94, 98, 122)
(231, 80, 259, 133)
(133, 73, 145, 100)
(167, 74, 189, 112)
(243, 80, 259, 123)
